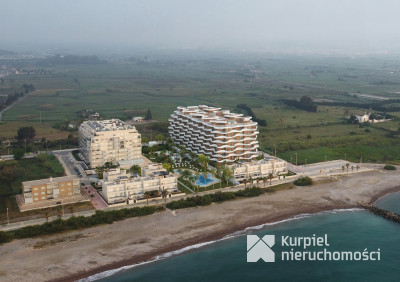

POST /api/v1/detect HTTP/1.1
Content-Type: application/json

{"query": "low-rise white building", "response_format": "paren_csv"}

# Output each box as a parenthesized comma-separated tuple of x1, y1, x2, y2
(101, 165, 178, 204)
(229, 157, 287, 180)
(355, 114, 370, 123)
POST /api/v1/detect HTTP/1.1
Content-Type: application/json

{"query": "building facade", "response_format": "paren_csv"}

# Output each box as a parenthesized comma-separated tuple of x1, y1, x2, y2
(168, 105, 259, 163)
(22, 176, 80, 204)
(101, 165, 178, 204)
(229, 157, 287, 180)
(79, 119, 142, 168)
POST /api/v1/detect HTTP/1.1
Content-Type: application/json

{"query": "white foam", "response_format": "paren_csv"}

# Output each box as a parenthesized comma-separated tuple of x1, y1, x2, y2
(80, 208, 362, 281)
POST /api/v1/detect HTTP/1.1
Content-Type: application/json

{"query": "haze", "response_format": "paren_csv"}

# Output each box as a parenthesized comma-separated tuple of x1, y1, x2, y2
(1, 0, 400, 54)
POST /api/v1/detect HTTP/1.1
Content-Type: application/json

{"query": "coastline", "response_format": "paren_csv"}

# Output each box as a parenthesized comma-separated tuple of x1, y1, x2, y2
(61, 205, 353, 282)
(2, 169, 400, 282)
(62, 185, 400, 282)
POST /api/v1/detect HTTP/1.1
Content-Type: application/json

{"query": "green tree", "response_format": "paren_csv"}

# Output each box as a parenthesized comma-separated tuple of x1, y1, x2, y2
(142, 136, 149, 143)
(162, 163, 172, 172)
(17, 126, 36, 140)
(128, 165, 141, 175)
(145, 109, 152, 120)
(181, 169, 192, 181)
(155, 134, 164, 142)
(13, 148, 24, 160)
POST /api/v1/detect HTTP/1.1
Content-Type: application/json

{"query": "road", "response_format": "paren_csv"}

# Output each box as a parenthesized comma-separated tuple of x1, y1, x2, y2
(0, 89, 40, 121)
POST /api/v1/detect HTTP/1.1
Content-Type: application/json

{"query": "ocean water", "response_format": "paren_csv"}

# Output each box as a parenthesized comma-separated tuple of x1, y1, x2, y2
(88, 193, 400, 282)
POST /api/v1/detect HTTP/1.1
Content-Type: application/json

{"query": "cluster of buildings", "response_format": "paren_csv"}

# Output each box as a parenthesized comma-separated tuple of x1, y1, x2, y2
(19, 105, 288, 211)
(101, 164, 178, 204)
(168, 105, 259, 164)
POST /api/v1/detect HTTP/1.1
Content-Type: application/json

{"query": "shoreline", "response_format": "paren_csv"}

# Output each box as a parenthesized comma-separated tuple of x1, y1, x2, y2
(59, 205, 354, 282)
(3, 170, 400, 282)
(61, 185, 400, 282)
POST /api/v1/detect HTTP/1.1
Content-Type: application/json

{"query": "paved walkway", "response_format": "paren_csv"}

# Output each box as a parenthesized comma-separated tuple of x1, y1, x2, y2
(81, 185, 108, 210)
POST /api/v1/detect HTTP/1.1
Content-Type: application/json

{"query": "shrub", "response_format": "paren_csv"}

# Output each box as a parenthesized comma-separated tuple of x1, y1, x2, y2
(234, 186, 263, 197)
(384, 165, 396, 170)
(8, 205, 159, 241)
(0, 231, 13, 244)
(294, 176, 313, 186)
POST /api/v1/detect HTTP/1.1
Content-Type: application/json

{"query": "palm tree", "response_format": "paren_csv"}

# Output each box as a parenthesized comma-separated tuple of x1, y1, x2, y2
(224, 167, 232, 185)
(268, 173, 273, 185)
(263, 177, 267, 187)
(56, 206, 63, 219)
(68, 206, 74, 216)
(181, 169, 192, 181)
(44, 211, 50, 222)
(356, 165, 360, 171)
(243, 178, 248, 188)
(256, 178, 260, 187)
(210, 168, 217, 188)
(342, 166, 345, 172)
(194, 171, 201, 193)
(351, 166, 354, 172)
(216, 165, 222, 188)
(144, 192, 151, 205)
(162, 188, 168, 203)
(346, 163, 350, 172)
(249, 177, 253, 187)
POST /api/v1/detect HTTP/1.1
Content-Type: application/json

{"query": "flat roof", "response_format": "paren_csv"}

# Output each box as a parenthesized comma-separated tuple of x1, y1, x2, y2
(23, 175, 79, 186)
(82, 119, 134, 132)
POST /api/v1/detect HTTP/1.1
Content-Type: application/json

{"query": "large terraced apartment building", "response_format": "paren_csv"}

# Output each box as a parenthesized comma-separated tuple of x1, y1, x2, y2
(79, 119, 142, 168)
(168, 105, 259, 163)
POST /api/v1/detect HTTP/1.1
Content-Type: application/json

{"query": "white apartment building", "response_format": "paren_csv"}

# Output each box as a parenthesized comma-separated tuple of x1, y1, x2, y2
(22, 176, 81, 204)
(101, 165, 178, 204)
(229, 157, 287, 180)
(79, 119, 142, 168)
(168, 105, 259, 164)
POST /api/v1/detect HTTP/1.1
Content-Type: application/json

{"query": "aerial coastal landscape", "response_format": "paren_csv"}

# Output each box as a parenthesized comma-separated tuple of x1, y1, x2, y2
(1, 1, 400, 282)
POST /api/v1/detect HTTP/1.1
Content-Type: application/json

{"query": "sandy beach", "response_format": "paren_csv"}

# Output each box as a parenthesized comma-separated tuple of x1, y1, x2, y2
(1, 167, 400, 282)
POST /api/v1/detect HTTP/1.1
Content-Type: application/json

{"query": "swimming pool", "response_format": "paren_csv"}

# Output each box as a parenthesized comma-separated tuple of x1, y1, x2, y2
(174, 170, 219, 187)
(195, 173, 219, 187)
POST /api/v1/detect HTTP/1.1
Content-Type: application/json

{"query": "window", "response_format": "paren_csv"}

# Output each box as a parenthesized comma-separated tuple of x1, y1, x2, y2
(34, 187, 38, 191)
(34, 193, 38, 196)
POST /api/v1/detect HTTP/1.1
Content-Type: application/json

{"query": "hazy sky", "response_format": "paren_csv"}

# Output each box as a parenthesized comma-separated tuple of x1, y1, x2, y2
(1, 0, 400, 53)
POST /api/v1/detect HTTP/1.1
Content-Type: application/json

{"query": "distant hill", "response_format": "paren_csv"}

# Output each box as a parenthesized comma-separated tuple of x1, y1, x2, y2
(39, 54, 106, 65)
(0, 49, 18, 56)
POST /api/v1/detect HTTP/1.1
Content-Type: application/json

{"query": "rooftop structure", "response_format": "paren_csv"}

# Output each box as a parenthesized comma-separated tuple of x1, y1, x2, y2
(79, 119, 142, 168)
(229, 156, 287, 180)
(168, 105, 259, 163)
(101, 165, 178, 204)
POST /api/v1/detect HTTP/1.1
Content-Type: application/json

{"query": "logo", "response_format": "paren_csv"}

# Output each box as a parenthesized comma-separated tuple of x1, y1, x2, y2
(247, 235, 275, 262)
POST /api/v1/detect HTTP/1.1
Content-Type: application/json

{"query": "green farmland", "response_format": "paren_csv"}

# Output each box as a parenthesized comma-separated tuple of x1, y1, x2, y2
(2, 53, 400, 163)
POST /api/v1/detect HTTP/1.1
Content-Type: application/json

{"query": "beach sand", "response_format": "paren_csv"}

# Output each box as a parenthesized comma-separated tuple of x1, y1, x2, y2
(1, 167, 399, 282)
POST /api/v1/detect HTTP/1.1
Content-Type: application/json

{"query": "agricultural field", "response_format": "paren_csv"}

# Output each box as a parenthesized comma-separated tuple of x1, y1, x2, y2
(1, 53, 400, 163)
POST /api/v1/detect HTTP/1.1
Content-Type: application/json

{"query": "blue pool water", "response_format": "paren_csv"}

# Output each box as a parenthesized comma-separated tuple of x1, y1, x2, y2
(174, 170, 219, 187)
(195, 173, 219, 187)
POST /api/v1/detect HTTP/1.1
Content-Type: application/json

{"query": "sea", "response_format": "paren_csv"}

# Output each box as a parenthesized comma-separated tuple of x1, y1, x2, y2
(83, 192, 400, 282)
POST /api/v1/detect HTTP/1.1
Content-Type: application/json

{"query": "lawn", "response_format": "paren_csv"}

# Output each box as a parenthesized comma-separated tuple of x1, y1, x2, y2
(2, 54, 400, 166)
(0, 155, 66, 215)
